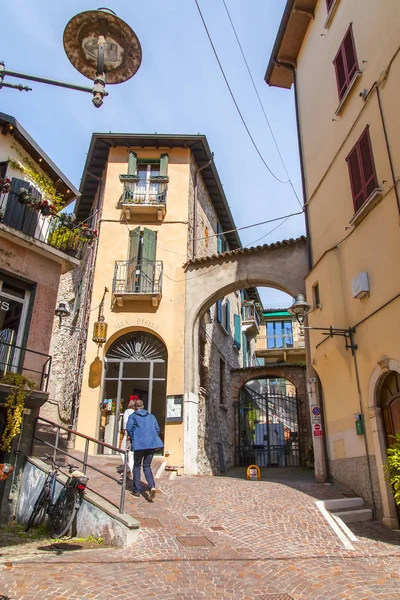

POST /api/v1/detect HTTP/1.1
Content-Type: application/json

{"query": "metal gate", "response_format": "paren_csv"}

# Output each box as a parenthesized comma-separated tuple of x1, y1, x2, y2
(237, 383, 300, 467)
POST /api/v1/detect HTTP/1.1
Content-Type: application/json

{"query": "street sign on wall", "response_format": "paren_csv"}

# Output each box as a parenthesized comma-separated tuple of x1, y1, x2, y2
(313, 423, 322, 437)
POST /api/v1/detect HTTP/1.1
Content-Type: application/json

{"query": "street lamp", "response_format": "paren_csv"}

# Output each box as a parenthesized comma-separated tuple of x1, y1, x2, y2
(0, 8, 142, 108)
(288, 294, 357, 353)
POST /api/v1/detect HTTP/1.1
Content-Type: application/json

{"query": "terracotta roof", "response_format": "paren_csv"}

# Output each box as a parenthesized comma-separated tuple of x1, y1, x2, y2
(265, 0, 317, 89)
(184, 236, 306, 267)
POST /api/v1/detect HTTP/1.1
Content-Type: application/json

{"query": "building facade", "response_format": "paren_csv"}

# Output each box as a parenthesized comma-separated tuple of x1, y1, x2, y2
(266, 0, 400, 526)
(0, 111, 80, 520)
(49, 133, 260, 474)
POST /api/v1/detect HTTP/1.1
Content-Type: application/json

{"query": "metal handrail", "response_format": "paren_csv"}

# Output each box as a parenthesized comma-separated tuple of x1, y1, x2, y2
(256, 334, 305, 350)
(32, 416, 129, 514)
(0, 342, 52, 392)
(121, 180, 167, 206)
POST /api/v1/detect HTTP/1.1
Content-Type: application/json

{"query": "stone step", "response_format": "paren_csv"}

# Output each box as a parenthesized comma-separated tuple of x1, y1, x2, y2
(334, 508, 373, 523)
(323, 497, 365, 511)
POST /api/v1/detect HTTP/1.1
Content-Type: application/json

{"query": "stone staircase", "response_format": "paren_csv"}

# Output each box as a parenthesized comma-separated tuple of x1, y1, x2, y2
(324, 497, 373, 523)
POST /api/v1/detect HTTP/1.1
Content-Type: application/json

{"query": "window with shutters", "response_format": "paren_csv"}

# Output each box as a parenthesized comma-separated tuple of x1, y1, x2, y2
(333, 25, 359, 102)
(120, 152, 168, 217)
(216, 299, 222, 323)
(346, 127, 379, 213)
(222, 299, 230, 334)
(216, 222, 229, 253)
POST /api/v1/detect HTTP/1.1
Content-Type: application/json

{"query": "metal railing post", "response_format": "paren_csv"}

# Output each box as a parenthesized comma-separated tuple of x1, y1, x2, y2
(53, 427, 60, 464)
(120, 450, 128, 514)
(83, 438, 89, 475)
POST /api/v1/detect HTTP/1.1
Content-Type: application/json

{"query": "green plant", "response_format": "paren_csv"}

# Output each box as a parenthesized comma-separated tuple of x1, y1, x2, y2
(47, 225, 80, 251)
(9, 146, 65, 210)
(0, 372, 37, 452)
(384, 433, 400, 505)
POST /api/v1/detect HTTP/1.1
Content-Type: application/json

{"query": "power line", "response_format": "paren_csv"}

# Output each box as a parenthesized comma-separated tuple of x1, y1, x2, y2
(221, 0, 303, 210)
(193, 0, 288, 185)
(245, 216, 291, 247)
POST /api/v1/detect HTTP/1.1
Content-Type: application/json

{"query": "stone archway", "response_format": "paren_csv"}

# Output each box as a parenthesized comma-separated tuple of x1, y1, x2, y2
(368, 359, 400, 528)
(231, 365, 309, 468)
(183, 236, 309, 473)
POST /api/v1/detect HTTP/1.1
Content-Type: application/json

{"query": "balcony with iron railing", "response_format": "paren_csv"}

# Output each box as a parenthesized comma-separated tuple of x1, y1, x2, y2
(255, 333, 306, 363)
(0, 188, 95, 271)
(112, 259, 163, 307)
(0, 341, 52, 408)
(241, 303, 261, 337)
(119, 176, 167, 221)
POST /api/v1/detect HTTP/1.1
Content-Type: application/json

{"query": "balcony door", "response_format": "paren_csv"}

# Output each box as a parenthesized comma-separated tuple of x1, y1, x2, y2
(0, 277, 31, 376)
(127, 227, 156, 293)
(99, 331, 167, 453)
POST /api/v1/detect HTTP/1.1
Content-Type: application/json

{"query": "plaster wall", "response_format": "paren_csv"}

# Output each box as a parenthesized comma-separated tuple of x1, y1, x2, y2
(296, 0, 400, 523)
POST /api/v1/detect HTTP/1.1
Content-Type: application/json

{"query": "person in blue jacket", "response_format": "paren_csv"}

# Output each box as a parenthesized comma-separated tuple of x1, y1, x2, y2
(126, 398, 163, 500)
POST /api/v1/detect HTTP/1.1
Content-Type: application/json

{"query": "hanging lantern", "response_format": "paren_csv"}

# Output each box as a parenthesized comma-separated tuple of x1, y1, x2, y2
(92, 287, 109, 346)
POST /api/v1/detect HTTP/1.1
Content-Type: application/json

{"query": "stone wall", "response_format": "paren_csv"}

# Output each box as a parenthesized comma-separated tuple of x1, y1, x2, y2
(329, 454, 383, 516)
(43, 246, 94, 427)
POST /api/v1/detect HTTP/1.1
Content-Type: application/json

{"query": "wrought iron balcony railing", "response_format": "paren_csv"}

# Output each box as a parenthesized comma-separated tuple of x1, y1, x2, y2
(0, 341, 52, 392)
(113, 259, 163, 296)
(0, 200, 89, 260)
(242, 303, 260, 328)
(122, 179, 167, 206)
(255, 334, 305, 352)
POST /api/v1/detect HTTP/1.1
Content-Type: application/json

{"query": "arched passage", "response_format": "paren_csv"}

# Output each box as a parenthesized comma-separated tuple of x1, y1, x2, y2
(183, 236, 309, 473)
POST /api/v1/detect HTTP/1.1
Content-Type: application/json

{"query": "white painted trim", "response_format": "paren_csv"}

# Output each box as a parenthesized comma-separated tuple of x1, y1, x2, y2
(324, 0, 341, 29)
(335, 71, 362, 116)
(315, 500, 355, 550)
(331, 512, 359, 542)
(349, 188, 383, 227)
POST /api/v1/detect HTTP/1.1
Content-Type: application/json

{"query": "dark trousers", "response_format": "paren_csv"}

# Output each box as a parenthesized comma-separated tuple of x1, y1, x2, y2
(133, 449, 155, 493)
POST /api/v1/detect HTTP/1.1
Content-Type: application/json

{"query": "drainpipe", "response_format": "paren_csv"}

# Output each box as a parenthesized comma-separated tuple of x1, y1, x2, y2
(376, 86, 400, 215)
(193, 156, 213, 259)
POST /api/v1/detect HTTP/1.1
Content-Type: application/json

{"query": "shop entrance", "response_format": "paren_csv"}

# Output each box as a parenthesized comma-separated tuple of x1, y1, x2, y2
(99, 331, 167, 453)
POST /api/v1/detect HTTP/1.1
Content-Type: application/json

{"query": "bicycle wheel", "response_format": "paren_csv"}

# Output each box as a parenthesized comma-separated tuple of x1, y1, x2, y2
(25, 483, 49, 532)
(50, 485, 77, 538)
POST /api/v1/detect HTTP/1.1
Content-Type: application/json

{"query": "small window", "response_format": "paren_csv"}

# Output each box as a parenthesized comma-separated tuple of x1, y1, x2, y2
(216, 299, 222, 323)
(326, 0, 335, 11)
(313, 283, 320, 308)
(346, 127, 379, 213)
(333, 25, 359, 101)
(222, 299, 230, 333)
(219, 358, 225, 405)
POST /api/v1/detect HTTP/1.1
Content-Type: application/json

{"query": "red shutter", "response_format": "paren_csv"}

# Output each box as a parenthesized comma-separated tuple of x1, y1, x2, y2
(359, 129, 378, 198)
(347, 127, 378, 213)
(347, 147, 365, 211)
(334, 49, 347, 99)
(334, 25, 359, 101)
(343, 27, 358, 81)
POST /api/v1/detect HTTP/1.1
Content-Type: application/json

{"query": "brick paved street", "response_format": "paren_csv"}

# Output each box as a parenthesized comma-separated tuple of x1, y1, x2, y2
(1, 468, 400, 599)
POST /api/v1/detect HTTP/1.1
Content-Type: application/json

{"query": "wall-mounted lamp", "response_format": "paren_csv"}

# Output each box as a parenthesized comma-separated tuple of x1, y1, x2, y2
(92, 287, 109, 346)
(287, 294, 357, 353)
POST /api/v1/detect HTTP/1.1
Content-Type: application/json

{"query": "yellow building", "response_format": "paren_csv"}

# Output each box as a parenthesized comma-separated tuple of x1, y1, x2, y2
(266, 0, 400, 526)
(50, 133, 260, 474)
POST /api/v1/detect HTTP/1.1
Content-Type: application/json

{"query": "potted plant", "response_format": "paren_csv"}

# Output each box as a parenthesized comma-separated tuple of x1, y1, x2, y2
(38, 199, 55, 216)
(0, 177, 10, 194)
(385, 433, 400, 505)
(17, 187, 33, 205)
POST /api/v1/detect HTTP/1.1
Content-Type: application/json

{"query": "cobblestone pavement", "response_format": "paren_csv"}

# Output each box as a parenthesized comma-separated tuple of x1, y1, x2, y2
(1, 468, 400, 599)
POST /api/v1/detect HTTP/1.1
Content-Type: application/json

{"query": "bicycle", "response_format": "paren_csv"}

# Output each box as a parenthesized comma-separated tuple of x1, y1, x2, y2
(25, 455, 89, 538)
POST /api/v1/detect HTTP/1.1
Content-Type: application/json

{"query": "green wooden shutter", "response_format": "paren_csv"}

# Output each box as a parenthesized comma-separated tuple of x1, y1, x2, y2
(141, 227, 157, 292)
(242, 333, 248, 367)
(216, 299, 222, 323)
(217, 223, 223, 253)
(234, 314, 241, 349)
(127, 226, 141, 291)
(160, 153, 169, 178)
(225, 299, 230, 333)
(128, 151, 137, 175)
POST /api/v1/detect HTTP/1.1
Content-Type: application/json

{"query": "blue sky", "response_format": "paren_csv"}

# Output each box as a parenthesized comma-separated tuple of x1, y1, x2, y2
(0, 0, 302, 309)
